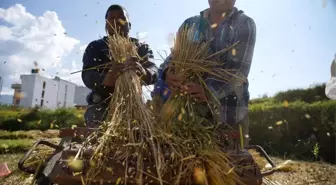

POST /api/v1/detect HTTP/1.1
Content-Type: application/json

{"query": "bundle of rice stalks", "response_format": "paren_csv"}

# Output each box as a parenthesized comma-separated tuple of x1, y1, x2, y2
(154, 26, 246, 185)
(77, 23, 246, 185)
(159, 25, 243, 123)
(82, 24, 165, 185)
(155, 114, 242, 185)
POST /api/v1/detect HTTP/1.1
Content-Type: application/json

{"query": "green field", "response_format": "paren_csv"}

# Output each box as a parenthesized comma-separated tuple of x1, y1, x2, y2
(1, 84, 335, 163)
(0, 84, 335, 184)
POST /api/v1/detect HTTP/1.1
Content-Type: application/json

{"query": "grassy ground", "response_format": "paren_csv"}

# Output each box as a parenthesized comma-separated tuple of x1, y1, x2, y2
(0, 129, 335, 185)
(0, 153, 30, 185)
(0, 130, 60, 185)
(0, 139, 35, 153)
(0, 130, 60, 153)
(0, 130, 59, 139)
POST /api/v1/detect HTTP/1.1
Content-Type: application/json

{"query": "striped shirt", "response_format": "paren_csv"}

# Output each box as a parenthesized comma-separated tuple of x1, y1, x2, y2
(152, 7, 256, 125)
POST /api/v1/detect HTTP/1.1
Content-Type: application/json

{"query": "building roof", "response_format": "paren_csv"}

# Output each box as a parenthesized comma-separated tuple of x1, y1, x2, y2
(20, 74, 77, 86)
(76, 86, 89, 88)
(53, 76, 77, 85)
(11, 84, 21, 89)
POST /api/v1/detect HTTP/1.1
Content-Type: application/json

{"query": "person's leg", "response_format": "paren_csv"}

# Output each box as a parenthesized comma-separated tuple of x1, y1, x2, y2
(231, 113, 249, 147)
(84, 104, 108, 128)
(241, 114, 249, 146)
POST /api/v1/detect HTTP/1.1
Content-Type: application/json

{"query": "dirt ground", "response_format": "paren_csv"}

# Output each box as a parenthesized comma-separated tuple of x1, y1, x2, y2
(1, 130, 335, 185)
(262, 158, 336, 185)
(1, 153, 335, 185)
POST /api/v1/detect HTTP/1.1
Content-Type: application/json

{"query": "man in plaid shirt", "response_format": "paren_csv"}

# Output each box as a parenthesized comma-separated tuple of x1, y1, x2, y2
(152, 0, 256, 144)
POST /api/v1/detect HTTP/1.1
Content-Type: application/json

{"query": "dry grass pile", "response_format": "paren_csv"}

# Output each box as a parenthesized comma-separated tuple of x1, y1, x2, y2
(80, 24, 165, 185)
(154, 26, 246, 185)
(71, 24, 246, 185)
(159, 26, 242, 121)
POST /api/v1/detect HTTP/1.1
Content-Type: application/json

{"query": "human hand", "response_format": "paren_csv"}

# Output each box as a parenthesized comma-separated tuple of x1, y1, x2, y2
(124, 56, 146, 76)
(103, 56, 145, 86)
(165, 70, 184, 92)
(182, 82, 207, 102)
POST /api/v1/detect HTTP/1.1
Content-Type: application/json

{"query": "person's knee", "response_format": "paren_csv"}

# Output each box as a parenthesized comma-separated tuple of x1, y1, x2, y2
(84, 105, 107, 127)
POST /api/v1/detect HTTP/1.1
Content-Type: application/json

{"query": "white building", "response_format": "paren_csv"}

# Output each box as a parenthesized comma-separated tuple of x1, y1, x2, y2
(12, 68, 91, 109)
(19, 74, 76, 109)
(74, 86, 90, 107)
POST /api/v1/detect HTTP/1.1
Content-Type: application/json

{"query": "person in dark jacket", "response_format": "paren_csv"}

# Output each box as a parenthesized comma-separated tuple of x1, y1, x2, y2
(152, 0, 256, 145)
(82, 4, 158, 127)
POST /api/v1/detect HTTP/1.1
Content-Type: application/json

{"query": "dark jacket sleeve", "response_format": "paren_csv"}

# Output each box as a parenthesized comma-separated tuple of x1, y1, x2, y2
(81, 41, 113, 96)
(138, 43, 158, 85)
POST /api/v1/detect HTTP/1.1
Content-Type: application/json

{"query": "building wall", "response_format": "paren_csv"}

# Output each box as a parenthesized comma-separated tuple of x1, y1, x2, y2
(44, 79, 59, 108)
(20, 75, 36, 108)
(32, 75, 59, 108)
(19, 74, 76, 109)
(74, 86, 90, 106)
(63, 80, 76, 108)
(55, 80, 76, 108)
(56, 80, 65, 108)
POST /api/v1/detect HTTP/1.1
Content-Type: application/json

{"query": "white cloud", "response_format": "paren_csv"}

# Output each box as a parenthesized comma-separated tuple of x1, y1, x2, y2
(57, 67, 83, 86)
(71, 60, 77, 70)
(68, 60, 83, 86)
(79, 44, 87, 51)
(0, 26, 12, 40)
(0, 4, 34, 26)
(136, 32, 148, 40)
(0, 4, 80, 93)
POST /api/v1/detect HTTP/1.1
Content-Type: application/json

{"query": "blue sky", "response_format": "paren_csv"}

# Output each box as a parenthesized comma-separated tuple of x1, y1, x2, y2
(1, 0, 336, 99)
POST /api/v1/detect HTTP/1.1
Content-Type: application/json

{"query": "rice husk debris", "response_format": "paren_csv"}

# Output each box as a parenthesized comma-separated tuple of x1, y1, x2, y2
(75, 23, 249, 185)
(154, 25, 245, 185)
(79, 22, 165, 185)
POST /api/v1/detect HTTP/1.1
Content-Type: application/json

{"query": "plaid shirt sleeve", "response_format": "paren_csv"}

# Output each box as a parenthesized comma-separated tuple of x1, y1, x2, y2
(151, 55, 173, 101)
(206, 17, 256, 101)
